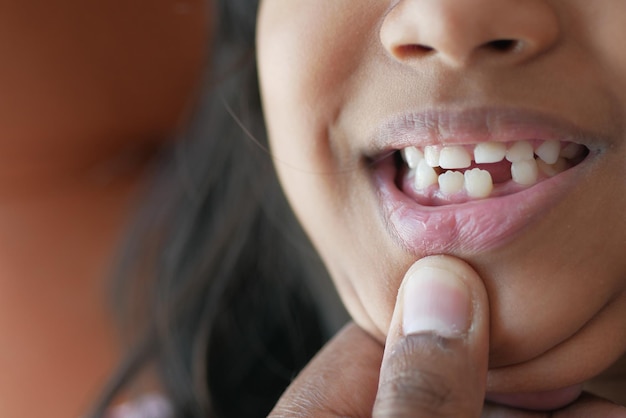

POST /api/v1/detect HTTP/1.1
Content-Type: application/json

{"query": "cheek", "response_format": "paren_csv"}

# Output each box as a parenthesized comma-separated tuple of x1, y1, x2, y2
(257, 0, 384, 164)
(258, 1, 436, 340)
(257, 0, 384, 239)
(474, 159, 626, 369)
(583, 3, 626, 80)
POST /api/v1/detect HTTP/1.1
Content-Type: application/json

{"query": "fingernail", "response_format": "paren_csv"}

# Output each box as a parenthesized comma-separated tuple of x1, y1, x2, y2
(402, 265, 472, 338)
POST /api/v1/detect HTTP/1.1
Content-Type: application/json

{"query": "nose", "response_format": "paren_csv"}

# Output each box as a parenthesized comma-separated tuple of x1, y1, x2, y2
(380, 0, 560, 67)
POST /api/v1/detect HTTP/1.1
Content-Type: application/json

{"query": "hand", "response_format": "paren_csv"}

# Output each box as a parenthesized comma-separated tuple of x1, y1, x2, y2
(270, 256, 626, 417)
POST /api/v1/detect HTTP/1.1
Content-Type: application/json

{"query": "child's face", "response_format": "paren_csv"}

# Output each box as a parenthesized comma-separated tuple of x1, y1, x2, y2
(258, 0, 626, 400)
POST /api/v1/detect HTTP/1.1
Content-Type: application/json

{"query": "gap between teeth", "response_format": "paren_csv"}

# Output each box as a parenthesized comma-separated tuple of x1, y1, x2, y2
(402, 140, 585, 199)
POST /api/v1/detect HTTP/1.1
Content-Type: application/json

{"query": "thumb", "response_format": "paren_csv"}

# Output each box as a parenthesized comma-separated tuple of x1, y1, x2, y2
(374, 255, 490, 418)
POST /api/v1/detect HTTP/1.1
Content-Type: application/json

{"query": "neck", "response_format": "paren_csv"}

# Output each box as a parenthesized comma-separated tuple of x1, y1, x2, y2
(0, 145, 157, 417)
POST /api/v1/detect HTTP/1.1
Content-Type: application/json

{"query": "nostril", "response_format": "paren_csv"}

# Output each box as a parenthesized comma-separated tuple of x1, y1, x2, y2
(484, 39, 519, 53)
(394, 43, 435, 59)
(393, 39, 521, 62)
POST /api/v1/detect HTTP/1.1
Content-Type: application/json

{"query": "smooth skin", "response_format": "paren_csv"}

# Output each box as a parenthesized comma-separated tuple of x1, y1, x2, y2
(271, 257, 626, 417)
(0, 0, 209, 416)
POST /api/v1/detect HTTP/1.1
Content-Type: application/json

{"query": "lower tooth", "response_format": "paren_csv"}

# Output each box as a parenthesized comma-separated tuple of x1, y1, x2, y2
(537, 157, 568, 177)
(464, 168, 493, 198)
(511, 159, 539, 185)
(415, 160, 439, 189)
(438, 171, 464, 195)
(560, 143, 585, 159)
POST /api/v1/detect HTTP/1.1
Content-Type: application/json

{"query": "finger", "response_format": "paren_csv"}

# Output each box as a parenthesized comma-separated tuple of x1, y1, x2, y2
(270, 322, 383, 418)
(482, 401, 550, 417)
(482, 392, 626, 418)
(374, 255, 490, 418)
(553, 393, 626, 418)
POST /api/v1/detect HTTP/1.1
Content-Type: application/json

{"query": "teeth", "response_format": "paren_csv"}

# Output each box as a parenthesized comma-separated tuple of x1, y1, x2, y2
(535, 140, 560, 164)
(464, 168, 493, 198)
(424, 146, 441, 167)
(438, 171, 465, 194)
(401, 146, 424, 169)
(506, 141, 534, 162)
(474, 142, 506, 164)
(401, 140, 584, 199)
(439, 146, 472, 169)
(511, 159, 539, 185)
(414, 159, 439, 189)
(537, 157, 568, 177)
(559, 143, 586, 160)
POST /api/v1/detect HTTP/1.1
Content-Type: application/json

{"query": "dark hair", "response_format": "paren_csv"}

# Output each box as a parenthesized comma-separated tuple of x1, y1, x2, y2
(91, 1, 339, 416)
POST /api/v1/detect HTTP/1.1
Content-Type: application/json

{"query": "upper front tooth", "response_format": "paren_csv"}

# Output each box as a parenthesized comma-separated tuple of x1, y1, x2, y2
(402, 146, 424, 169)
(506, 141, 534, 162)
(424, 146, 440, 167)
(535, 140, 560, 164)
(439, 146, 472, 169)
(474, 142, 506, 164)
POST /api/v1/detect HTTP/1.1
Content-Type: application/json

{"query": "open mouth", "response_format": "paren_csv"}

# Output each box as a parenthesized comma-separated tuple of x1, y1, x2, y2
(370, 108, 599, 253)
(395, 139, 589, 206)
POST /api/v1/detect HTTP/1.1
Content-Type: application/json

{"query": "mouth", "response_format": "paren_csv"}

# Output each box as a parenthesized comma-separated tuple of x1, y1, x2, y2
(370, 108, 599, 254)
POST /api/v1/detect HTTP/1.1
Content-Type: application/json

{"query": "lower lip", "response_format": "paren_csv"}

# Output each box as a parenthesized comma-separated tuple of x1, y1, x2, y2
(373, 156, 586, 254)
(486, 385, 584, 411)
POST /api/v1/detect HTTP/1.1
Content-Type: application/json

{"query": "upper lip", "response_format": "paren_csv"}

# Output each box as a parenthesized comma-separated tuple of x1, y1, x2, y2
(367, 106, 606, 158)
